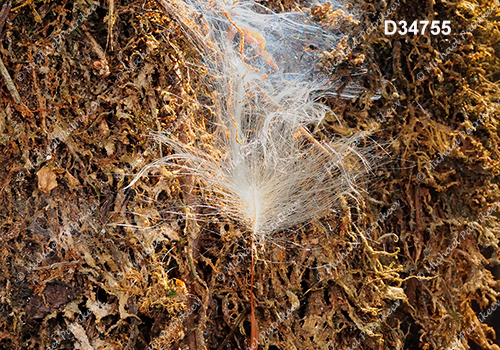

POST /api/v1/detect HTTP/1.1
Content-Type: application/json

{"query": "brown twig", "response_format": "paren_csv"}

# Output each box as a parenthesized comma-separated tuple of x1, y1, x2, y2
(83, 26, 110, 76)
(0, 55, 21, 104)
(0, 0, 12, 39)
(106, 0, 114, 51)
(250, 233, 259, 350)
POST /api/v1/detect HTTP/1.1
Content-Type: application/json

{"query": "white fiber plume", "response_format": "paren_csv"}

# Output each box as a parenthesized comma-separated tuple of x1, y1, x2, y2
(132, 0, 379, 246)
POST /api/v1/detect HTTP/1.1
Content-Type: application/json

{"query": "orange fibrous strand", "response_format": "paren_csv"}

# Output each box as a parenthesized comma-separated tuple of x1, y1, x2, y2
(222, 8, 278, 72)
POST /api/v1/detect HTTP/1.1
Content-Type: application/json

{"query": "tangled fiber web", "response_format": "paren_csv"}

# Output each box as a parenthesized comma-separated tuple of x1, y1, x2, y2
(131, 0, 381, 247)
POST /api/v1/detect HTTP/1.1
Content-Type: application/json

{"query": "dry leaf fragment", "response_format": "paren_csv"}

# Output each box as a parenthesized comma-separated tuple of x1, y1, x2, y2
(37, 166, 58, 193)
(86, 299, 114, 323)
(384, 286, 407, 302)
(99, 119, 110, 137)
(103, 140, 115, 156)
(66, 171, 80, 187)
(161, 226, 180, 241)
(67, 322, 93, 350)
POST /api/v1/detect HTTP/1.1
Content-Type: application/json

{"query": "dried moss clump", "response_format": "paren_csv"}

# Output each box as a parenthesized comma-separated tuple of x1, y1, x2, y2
(0, 0, 499, 349)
